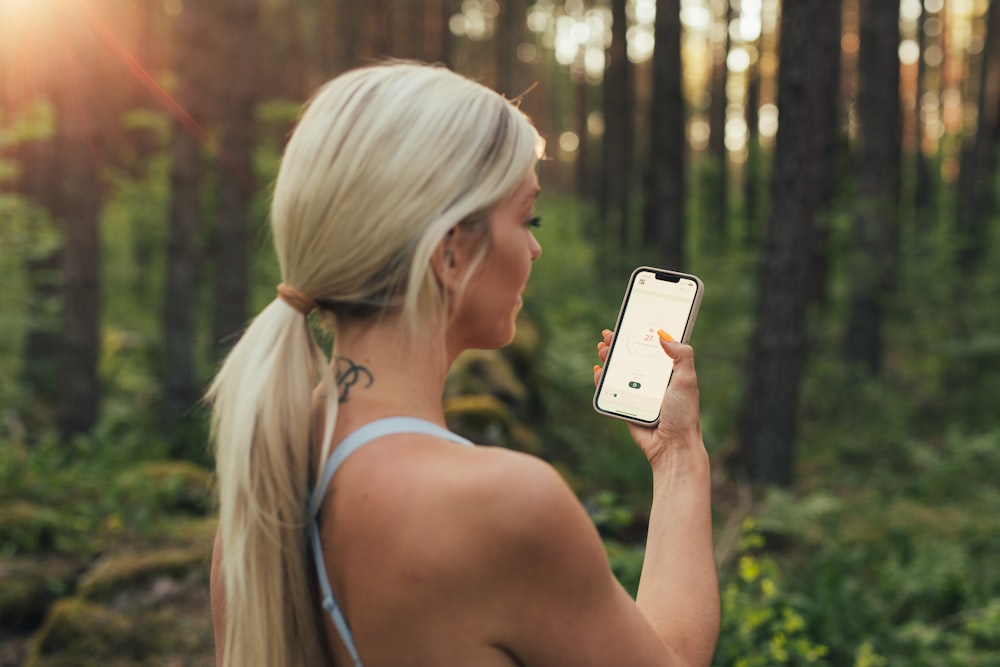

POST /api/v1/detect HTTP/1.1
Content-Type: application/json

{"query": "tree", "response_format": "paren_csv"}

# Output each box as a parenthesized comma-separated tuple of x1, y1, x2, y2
(643, 0, 685, 271)
(955, 0, 1000, 268)
(734, 0, 844, 486)
(845, 0, 901, 375)
(602, 0, 635, 262)
(742, 3, 763, 242)
(704, 0, 731, 249)
(210, 0, 259, 355)
(163, 0, 211, 452)
(913, 0, 938, 234)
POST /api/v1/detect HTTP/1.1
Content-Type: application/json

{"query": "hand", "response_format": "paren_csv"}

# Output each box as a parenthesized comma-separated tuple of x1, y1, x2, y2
(594, 329, 703, 466)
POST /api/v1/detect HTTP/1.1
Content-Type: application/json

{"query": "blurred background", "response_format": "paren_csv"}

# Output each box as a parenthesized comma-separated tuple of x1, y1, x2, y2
(2, 0, 1000, 665)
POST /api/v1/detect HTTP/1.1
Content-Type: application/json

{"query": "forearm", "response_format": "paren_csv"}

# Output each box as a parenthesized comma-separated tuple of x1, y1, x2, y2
(635, 440, 719, 667)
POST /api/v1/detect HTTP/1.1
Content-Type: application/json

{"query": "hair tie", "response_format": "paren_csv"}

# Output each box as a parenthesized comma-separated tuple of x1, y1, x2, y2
(276, 282, 317, 316)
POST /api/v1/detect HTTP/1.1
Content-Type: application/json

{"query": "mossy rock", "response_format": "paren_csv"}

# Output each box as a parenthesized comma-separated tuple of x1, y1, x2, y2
(23, 597, 136, 667)
(114, 460, 214, 515)
(444, 394, 541, 453)
(154, 514, 218, 550)
(76, 546, 209, 602)
(0, 500, 62, 554)
(0, 557, 77, 632)
(506, 314, 543, 368)
(446, 350, 528, 407)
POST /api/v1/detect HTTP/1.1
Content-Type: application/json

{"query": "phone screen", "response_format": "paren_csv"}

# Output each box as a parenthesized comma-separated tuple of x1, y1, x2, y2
(593, 267, 703, 425)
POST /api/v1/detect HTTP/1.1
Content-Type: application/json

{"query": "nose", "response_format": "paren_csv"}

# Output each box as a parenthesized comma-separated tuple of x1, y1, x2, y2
(529, 233, 542, 261)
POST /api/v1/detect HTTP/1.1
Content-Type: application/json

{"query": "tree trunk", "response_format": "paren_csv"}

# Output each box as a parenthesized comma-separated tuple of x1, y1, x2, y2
(742, 19, 762, 243)
(643, 0, 685, 271)
(913, 0, 936, 234)
(163, 0, 209, 452)
(845, 0, 901, 375)
(955, 0, 1000, 268)
(48, 2, 117, 439)
(805, 0, 843, 306)
(211, 0, 259, 355)
(705, 0, 730, 249)
(734, 0, 843, 487)
(602, 0, 634, 263)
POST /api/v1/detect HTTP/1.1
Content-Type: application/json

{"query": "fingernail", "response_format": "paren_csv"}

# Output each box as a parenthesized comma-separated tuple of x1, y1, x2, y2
(593, 365, 601, 372)
(597, 342, 604, 350)
(657, 329, 674, 343)
(602, 329, 612, 337)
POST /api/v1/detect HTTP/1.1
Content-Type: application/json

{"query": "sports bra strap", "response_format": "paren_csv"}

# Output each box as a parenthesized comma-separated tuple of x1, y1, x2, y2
(307, 417, 474, 667)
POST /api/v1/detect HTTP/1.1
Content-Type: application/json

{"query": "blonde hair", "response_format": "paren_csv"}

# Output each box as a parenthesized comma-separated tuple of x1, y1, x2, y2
(207, 62, 542, 667)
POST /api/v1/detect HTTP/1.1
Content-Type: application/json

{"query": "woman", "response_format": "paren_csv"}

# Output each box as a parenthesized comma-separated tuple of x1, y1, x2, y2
(209, 62, 719, 667)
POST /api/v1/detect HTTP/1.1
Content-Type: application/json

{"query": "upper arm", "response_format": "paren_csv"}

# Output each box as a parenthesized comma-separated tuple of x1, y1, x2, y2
(468, 453, 679, 667)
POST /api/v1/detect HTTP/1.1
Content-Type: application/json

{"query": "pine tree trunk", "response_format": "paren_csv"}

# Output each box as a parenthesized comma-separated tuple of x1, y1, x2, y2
(211, 0, 259, 355)
(163, 1, 209, 451)
(845, 0, 901, 375)
(955, 0, 1000, 267)
(643, 0, 684, 271)
(602, 0, 634, 263)
(705, 0, 730, 250)
(734, 0, 843, 486)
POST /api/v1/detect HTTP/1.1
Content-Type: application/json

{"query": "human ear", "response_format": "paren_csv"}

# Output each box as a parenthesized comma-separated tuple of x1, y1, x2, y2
(431, 227, 461, 291)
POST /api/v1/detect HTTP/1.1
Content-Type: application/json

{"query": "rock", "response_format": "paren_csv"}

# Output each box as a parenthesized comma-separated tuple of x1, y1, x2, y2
(22, 597, 134, 667)
(0, 558, 77, 633)
(446, 349, 528, 407)
(444, 394, 541, 453)
(76, 546, 209, 603)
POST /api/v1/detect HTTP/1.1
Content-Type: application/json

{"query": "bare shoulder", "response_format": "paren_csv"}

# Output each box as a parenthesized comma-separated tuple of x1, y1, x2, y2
(442, 446, 671, 665)
(449, 445, 599, 554)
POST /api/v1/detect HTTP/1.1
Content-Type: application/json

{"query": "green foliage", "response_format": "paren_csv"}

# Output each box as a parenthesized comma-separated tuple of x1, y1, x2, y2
(747, 426, 1000, 666)
(714, 520, 834, 667)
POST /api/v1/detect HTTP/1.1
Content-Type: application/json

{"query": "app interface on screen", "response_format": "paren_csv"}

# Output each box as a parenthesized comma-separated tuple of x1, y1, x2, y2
(597, 271, 699, 422)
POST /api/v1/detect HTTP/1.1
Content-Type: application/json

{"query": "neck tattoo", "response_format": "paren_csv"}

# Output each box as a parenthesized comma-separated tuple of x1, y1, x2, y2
(334, 356, 374, 404)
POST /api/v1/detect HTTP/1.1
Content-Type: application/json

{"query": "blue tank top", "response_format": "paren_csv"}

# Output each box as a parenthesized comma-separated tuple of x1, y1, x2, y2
(306, 417, 474, 667)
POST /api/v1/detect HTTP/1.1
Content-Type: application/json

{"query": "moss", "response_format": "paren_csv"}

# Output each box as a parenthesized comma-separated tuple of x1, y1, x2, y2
(446, 349, 528, 406)
(23, 597, 135, 667)
(0, 557, 77, 632)
(76, 546, 209, 601)
(0, 500, 62, 554)
(114, 460, 214, 515)
(444, 394, 541, 453)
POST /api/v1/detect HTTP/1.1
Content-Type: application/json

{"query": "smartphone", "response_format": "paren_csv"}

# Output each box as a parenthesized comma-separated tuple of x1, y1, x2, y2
(593, 266, 703, 426)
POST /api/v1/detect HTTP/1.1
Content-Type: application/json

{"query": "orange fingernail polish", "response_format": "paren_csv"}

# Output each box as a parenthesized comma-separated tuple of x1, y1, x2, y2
(657, 329, 674, 342)
(593, 365, 601, 372)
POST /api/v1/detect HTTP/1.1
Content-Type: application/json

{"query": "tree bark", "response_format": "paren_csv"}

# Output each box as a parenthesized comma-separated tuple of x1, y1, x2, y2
(163, 0, 210, 451)
(643, 0, 685, 271)
(211, 0, 259, 355)
(602, 0, 634, 263)
(955, 0, 1000, 268)
(705, 0, 731, 249)
(742, 16, 762, 243)
(845, 0, 901, 375)
(734, 0, 843, 486)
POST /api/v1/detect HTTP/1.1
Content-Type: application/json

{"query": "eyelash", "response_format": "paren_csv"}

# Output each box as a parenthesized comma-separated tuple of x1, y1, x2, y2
(527, 216, 542, 228)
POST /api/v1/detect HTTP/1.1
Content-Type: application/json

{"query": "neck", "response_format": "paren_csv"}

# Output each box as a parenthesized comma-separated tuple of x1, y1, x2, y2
(331, 313, 456, 427)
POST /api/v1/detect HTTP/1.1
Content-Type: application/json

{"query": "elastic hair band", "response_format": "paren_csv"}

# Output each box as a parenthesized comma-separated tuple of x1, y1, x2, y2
(277, 282, 317, 316)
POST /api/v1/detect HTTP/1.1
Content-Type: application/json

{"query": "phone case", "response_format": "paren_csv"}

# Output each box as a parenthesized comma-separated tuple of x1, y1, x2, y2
(592, 266, 703, 427)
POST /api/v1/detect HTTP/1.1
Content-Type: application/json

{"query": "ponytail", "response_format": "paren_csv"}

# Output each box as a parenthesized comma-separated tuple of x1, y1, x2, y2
(207, 298, 337, 667)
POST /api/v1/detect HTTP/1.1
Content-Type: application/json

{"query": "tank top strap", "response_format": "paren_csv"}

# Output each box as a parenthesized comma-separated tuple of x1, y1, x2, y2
(307, 417, 474, 667)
